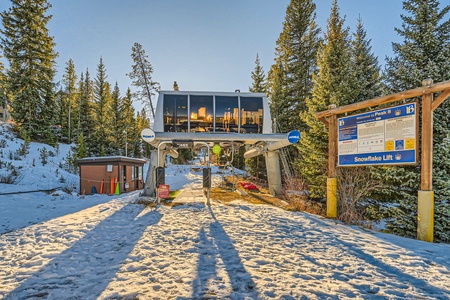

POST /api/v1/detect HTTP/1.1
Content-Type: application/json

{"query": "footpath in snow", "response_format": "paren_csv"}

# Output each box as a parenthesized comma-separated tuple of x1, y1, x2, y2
(1, 124, 450, 299)
(1, 189, 450, 298)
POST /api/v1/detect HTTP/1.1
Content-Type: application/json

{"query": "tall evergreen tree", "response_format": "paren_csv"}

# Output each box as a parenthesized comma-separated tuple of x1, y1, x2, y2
(267, 0, 320, 133)
(120, 88, 137, 157)
(249, 54, 267, 93)
(92, 57, 113, 156)
(337, 17, 382, 223)
(297, 0, 355, 198)
(378, 0, 450, 242)
(0, 52, 6, 113)
(62, 58, 78, 143)
(267, 59, 288, 130)
(128, 42, 159, 125)
(136, 108, 151, 157)
(351, 17, 382, 102)
(78, 69, 95, 154)
(110, 82, 122, 154)
(246, 53, 267, 179)
(1, 0, 57, 143)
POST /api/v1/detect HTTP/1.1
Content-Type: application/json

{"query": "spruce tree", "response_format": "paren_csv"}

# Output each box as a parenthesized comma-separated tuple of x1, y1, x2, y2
(92, 58, 113, 156)
(136, 108, 151, 157)
(351, 18, 382, 102)
(338, 17, 382, 223)
(62, 59, 78, 143)
(120, 88, 137, 157)
(1, 0, 57, 143)
(297, 0, 355, 199)
(249, 54, 267, 93)
(268, 0, 320, 133)
(110, 82, 122, 154)
(378, 0, 450, 242)
(246, 53, 268, 179)
(0, 53, 6, 111)
(78, 70, 95, 155)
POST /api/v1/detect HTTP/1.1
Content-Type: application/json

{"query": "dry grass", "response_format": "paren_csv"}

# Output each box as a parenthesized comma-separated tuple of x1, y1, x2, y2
(210, 186, 288, 208)
(135, 177, 324, 216)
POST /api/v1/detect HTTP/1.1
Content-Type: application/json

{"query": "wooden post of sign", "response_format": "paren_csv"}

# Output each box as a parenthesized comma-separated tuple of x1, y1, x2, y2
(327, 104, 338, 218)
(418, 78, 434, 242)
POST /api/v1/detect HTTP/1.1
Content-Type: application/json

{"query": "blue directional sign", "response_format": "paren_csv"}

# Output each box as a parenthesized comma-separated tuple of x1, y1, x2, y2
(337, 103, 417, 166)
(287, 130, 300, 144)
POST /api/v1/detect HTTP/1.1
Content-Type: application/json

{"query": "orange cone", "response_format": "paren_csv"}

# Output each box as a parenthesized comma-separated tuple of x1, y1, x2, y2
(100, 179, 104, 194)
(110, 178, 114, 195)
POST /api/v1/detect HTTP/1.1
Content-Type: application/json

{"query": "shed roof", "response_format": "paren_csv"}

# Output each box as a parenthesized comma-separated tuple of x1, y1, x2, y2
(77, 156, 147, 166)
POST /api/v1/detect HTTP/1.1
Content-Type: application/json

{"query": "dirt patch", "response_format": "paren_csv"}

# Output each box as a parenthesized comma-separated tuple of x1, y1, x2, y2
(210, 186, 288, 209)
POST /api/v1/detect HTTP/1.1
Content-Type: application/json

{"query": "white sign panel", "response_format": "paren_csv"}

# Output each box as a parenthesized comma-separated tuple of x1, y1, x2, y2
(141, 128, 156, 144)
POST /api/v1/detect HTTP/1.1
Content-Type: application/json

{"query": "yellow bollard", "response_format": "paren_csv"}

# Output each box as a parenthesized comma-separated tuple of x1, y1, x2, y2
(327, 177, 337, 218)
(417, 190, 434, 242)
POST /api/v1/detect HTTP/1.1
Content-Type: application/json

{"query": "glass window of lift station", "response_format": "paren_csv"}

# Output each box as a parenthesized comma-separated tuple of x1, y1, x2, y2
(163, 94, 188, 132)
(215, 96, 239, 132)
(189, 95, 213, 132)
(240, 97, 263, 133)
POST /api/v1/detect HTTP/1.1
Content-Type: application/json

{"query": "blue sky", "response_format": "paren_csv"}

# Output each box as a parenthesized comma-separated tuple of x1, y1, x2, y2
(0, 0, 407, 95)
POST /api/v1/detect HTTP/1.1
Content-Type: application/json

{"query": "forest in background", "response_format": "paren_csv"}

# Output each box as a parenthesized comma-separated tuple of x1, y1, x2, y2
(1, 0, 450, 242)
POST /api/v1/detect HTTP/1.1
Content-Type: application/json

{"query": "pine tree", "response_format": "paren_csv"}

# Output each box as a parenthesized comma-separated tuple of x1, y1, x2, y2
(249, 54, 267, 93)
(297, 0, 355, 199)
(337, 17, 382, 223)
(92, 58, 113, 156)
(62, 59, 78, 143)
(109, 82, 122, 154)
(1, 0, 57, 143)
(246, 53, 268, 179)
(120, 88, 137, 157)
(77, 70, 95, 153)
(378, 0, 450, 242)
(136, 108, 151, 157)
(351, 17, 382, 102)
(0, 52, 6, 112)
(267, 59, 288, 130)
(267, 0, 320, 133)
(128, 42, 159, 125)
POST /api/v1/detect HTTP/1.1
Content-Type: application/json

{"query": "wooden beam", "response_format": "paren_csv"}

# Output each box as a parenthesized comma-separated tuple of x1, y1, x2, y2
(421, 89, 433, 191)
(319, 117, 329, 127)
(316, 79, 450, 119)
(328, 104, 337, 178)
(432, 88, 450, 111)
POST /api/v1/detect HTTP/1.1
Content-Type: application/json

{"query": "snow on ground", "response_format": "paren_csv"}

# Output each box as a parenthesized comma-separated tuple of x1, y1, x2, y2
(1, 122, 450, 299)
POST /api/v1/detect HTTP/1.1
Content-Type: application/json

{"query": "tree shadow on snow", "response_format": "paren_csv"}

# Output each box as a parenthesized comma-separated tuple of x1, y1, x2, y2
(6, 203, 162, 299)
(297, 213, 450, 299)
(185, 206, 259, 299)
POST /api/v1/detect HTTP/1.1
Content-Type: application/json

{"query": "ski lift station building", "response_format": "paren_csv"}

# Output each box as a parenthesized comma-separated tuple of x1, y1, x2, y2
(143, 90, 300, 196)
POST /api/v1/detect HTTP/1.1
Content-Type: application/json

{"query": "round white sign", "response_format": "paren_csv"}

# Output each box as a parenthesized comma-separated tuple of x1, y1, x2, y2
(141, 128, 156, 143)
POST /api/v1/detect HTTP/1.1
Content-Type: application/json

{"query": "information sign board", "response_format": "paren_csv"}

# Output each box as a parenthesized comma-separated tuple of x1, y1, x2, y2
(338, 103, 417, 166)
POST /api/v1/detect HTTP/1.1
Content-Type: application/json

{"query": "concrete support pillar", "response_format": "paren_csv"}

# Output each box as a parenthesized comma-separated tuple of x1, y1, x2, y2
(142, 150, 158, 196)
(265, 151, 282, 195)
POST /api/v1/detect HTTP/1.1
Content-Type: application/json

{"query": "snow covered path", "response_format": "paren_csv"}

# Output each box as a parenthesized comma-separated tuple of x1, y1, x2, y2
(1, 194, 450, 299)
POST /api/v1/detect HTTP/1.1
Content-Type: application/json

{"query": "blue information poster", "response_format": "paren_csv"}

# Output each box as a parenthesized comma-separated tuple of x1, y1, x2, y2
(337, 103, 417, 166)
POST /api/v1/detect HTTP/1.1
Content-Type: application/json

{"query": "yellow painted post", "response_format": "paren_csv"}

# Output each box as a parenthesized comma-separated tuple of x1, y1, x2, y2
(418, 191, 434, 242)
(418, 78, 434, 242)
(327, 177, 337, 218)
(327, 104, 337, 218)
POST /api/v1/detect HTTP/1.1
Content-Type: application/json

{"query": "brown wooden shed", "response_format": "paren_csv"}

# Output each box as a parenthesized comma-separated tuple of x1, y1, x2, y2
(77, 156, 147, 195)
